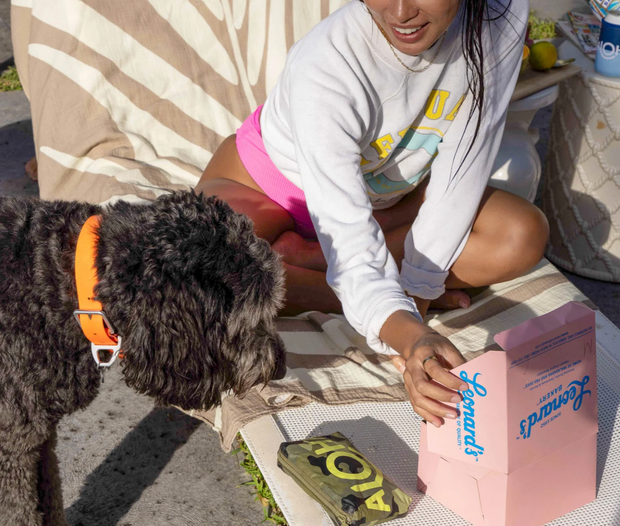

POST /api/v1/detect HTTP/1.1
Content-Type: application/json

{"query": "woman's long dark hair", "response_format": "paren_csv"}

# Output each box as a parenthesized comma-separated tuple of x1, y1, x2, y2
(457, 0, 513, 182)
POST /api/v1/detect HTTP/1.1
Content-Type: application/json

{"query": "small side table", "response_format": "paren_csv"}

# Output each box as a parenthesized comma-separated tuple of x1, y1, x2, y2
(543, 41, 620, 282)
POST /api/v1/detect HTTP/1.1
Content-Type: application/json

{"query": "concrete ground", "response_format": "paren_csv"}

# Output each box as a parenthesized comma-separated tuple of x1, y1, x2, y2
(1, 1, 618, 525)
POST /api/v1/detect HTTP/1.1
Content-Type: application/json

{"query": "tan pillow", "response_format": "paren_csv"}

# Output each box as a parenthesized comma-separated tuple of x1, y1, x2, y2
(11, 0, 348, 204)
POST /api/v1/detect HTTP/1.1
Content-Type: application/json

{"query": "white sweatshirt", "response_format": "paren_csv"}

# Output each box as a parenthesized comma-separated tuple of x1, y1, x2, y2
(261, 0, 528, 354)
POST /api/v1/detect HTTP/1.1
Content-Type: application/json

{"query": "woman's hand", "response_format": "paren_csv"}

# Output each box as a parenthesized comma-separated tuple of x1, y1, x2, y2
(393, 333, 468, 427)
(380, 310, 468, 427)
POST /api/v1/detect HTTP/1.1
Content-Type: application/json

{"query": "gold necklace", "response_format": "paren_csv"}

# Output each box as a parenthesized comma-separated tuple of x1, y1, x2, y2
(367, 8, 446, 74)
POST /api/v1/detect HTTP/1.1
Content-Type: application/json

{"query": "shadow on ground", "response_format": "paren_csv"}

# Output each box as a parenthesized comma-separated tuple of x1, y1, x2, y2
(66, 408, 201, 526)
(0, 118, 38, 196)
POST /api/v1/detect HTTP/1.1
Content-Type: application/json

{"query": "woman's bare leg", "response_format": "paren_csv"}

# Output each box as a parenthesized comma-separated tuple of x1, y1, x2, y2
(195, 135, 294, 243)
(195, 136, 341, 315)
(273, 185, 549, 314)
(271, 178, 429, 272)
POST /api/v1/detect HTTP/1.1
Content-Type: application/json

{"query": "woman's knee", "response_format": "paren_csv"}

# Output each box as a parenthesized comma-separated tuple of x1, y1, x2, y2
(198, 134, 265, 193)
(496, 201, 549, 272)
(474, 187, 549, 274)
(197, 135, 237, 189)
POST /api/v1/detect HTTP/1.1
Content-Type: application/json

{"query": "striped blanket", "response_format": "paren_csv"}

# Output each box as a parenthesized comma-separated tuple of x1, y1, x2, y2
(186, 259, 594, 450)
(10, 1, 593, 451)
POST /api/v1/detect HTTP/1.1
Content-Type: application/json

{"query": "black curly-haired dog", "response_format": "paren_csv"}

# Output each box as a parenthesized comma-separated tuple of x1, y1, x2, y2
(0, 191, 286, 526)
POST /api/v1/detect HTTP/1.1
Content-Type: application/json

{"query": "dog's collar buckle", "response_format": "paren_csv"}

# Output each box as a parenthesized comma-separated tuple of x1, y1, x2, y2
(73, 309, 122, 368)
(90, 337, 123, 369)
(73, 309, 117, 335)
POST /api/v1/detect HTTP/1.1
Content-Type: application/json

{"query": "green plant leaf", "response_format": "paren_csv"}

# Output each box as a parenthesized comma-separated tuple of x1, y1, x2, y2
(0, 66, 23, 92)
(529, 13, 557, 40)
(235, 434, 288, 525)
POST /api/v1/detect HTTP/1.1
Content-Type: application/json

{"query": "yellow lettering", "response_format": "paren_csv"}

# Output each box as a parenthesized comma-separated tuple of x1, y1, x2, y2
(360, 155, 371, 167)
(326, 451, 372, 480)
(308, 439, 345, 456)
(425, 90, 450, 120)
(365, 489, 391, 512)
(398, 127, 410, 138)
(352, 473, 384, 492)
(370, 134, 395, 159)
(446, 94, 466, 121)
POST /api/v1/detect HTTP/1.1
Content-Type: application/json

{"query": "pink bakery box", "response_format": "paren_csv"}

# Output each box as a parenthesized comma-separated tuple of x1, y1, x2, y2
(417, 301, 598, 526)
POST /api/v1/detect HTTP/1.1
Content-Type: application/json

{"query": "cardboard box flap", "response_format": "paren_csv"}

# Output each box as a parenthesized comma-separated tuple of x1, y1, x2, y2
(493, 301, 592, 351)
(428, 302, 597, 475)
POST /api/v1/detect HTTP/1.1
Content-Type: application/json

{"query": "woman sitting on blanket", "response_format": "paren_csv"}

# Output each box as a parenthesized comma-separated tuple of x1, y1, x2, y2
(195, 0, 548, 427)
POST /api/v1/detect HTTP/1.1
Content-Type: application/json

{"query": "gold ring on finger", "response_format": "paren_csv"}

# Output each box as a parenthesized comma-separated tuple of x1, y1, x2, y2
(422, 355, 438, 370)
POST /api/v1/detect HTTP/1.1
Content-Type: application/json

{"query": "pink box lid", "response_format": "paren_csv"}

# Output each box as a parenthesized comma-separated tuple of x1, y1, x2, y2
(427, 301, 598, 474)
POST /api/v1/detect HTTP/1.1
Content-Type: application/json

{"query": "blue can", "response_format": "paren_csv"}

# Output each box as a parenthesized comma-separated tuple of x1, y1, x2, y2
(595, 11, 620, 77)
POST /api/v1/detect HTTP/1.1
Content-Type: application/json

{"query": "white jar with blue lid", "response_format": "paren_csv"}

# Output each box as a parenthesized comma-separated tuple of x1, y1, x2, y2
(596, 10, 620, 77)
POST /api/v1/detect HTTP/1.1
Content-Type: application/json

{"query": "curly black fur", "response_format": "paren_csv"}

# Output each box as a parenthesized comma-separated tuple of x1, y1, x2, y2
(0, 191, 286, 525)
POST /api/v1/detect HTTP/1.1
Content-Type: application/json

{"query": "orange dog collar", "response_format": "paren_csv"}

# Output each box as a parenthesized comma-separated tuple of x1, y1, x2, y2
(73, 215, 123, 369)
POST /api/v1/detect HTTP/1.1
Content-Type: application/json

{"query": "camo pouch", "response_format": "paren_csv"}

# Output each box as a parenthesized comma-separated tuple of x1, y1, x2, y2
(277, 432, 412, 525)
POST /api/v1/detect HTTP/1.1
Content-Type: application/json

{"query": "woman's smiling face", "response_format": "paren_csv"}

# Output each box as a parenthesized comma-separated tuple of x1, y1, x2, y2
(363, 0, 462, 56)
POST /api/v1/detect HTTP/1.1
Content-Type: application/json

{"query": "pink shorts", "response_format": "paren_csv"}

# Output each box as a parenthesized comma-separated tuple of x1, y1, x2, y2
(236, 105, 316, 240)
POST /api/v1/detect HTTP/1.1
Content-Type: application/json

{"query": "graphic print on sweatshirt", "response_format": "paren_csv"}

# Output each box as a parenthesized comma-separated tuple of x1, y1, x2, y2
(361, 89, 466, 208)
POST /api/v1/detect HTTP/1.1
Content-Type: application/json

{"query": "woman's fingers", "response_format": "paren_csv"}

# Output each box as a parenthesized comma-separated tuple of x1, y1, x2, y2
(386, 332, 470, 425)
(412, 404, 444, 428)
(422, 357, 469, 393)
(389, 354, 407, 373)
(413, 340, 467, 391)
(414, 372, 463, 403)
(405, 368, 460, 420)
(432, 342, 467, 369)
(400, 335, 471, 424)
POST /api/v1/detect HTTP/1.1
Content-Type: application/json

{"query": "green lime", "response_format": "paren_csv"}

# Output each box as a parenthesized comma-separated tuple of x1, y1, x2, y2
(529, 41, 558, 71)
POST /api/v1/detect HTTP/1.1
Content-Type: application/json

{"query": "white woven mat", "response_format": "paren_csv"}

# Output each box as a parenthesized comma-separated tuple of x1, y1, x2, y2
(241, 310, 620, 526)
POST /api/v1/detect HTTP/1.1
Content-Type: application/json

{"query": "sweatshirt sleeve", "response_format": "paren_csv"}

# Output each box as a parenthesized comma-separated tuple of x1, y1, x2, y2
(400, 4, 528, 299)
(285, 50, 421, 356)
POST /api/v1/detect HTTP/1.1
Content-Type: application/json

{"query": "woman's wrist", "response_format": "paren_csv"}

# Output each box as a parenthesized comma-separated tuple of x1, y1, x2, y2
(402, 290, 430, 319)
(379, 309, 437, 358)
(410, 295, 430, 319)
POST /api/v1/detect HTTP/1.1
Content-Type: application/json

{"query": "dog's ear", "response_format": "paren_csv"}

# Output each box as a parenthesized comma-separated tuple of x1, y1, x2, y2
(223, 319, 287, 398)
(119, 281, 286, 411)
(119, 286, 233, 410)
(166, 192, 286, 352)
